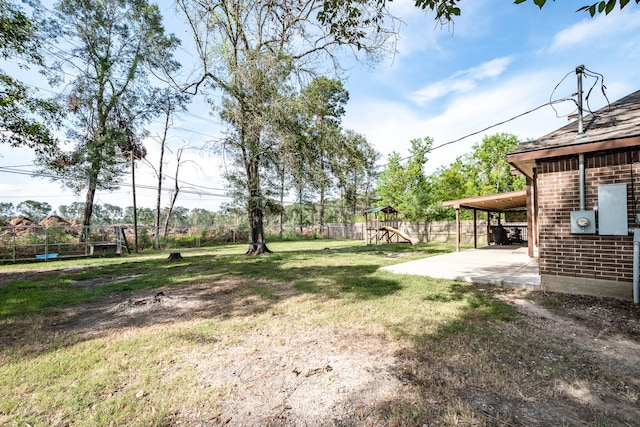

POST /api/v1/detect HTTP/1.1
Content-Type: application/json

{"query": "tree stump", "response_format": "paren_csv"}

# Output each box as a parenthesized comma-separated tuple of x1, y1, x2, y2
(167, 252, 183, 261)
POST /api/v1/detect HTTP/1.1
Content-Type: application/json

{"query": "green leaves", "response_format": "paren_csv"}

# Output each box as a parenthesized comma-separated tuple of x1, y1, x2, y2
(513, 0, 547, 8)
(577, 0, 622, 14)
(376, 137, 433, 221)
(515, 0, 639, 16)
(1, 0, 62, 154)
(414, 0, 462, 21)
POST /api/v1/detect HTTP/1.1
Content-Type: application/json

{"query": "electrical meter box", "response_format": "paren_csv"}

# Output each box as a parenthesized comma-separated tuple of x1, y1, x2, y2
(571, 210, 596, 234)
(598, 183, 628, 236)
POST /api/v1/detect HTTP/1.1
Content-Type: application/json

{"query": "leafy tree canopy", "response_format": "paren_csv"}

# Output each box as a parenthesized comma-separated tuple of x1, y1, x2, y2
(16, 199, 52, 222)
(375, 137, 432, 220)
(321, 0, 638, 41)
(36, 0, 181, 230)
(514, 0, 639, 16)
(0, 0, 61, 155)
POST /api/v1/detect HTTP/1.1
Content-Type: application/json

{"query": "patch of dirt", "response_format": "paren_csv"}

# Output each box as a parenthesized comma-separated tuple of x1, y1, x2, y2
(192, 327, 402, 426)
(44, 277, 404, 425)
(526, 292, 640, 340)
(5, 266, 640, 426)
(50, 278, 278, 332)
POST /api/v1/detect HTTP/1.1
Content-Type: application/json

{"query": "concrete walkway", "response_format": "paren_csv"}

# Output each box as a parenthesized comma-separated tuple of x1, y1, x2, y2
(381, 245, 540, 289)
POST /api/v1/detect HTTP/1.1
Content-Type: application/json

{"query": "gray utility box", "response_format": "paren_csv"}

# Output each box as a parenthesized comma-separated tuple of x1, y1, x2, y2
(571, 210, 596, 234)
(598, 183, 628, 236)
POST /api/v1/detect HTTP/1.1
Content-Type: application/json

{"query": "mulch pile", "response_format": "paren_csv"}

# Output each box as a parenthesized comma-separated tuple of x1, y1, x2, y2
(8, 215, 37, 227)
(39, 215, 71, 227)
(2, 215, 79, 237)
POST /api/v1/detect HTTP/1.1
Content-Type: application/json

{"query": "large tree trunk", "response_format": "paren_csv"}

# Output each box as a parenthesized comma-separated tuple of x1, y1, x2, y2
(163, 149, 182, 239)
(155, 110, 169, 249)
(81, 187, 96, 241)
(81, 170, 98, 241)
(244, 145, 271, 256)
(319, 182, 325, 235)
(279, 165, 285, 236)
(246, 202, 271, 255)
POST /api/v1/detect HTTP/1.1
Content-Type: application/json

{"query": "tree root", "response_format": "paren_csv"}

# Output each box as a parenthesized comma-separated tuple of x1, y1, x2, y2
(244, 242, 273, 256)
(167, 252, 183, 261)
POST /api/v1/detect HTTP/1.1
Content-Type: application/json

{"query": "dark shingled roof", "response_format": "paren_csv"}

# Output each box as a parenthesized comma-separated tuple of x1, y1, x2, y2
(510, 88, 640, 155)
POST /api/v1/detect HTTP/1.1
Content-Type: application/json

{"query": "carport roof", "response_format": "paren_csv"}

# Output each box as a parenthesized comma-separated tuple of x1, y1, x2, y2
(442, 190, 527, 212)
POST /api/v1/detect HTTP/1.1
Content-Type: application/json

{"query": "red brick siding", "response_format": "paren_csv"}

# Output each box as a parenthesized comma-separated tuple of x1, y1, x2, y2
(536, 149, 639, 282)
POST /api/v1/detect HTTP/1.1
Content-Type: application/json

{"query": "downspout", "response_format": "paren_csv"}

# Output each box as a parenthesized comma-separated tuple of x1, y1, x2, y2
(579, 154, 585, 211)
(576, 65, 587, 212)
(631, 154, 640, 304)
(634, 229, 640, 304)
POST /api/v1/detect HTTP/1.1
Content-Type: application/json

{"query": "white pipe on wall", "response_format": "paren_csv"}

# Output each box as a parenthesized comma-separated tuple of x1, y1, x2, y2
(634, 229, 640, 304)
(579, 153, 585, 211)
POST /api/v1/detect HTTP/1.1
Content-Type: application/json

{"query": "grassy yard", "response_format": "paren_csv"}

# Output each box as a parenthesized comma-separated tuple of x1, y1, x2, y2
(0, 240, 638, 426)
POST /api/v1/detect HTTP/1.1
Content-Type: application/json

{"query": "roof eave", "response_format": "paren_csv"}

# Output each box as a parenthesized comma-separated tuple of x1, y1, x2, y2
(507, 135, 640, 165)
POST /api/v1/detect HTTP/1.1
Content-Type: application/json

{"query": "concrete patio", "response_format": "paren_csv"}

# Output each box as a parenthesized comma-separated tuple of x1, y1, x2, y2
(381, 245, 540, 289)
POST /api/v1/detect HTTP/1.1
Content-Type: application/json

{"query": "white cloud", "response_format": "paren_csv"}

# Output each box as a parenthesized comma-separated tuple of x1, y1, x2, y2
(548, 8, 640, 52)
(409, 57, 513, 105)
(344, 67, 582, 174)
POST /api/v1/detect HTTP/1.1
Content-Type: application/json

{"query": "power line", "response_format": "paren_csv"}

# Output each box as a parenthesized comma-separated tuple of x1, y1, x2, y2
(0, 166, 233, 199)
(375, 96, 575, 169)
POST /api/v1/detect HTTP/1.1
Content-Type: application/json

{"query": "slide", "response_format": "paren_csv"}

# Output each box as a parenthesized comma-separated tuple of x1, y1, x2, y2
(381, 226, 419, 245)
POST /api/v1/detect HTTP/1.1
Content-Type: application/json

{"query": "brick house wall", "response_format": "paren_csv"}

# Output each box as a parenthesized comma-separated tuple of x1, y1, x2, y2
(535, 148, 639, 299)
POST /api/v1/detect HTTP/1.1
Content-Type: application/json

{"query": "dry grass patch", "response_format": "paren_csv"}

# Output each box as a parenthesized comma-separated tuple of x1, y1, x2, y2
(0, 241, 639, 426)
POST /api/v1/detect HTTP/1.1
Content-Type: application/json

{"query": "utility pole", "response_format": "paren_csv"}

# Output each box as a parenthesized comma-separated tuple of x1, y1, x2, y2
(131, 150, 139, 253)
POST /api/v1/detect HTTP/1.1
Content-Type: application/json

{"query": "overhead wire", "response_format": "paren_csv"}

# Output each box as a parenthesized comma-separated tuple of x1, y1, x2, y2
(375, 96, 576, 169)
(582, 66, 610, 115)
(375, 65, 612, 171)
(0, 166, 233, 200)
(549, 70, 578, 119)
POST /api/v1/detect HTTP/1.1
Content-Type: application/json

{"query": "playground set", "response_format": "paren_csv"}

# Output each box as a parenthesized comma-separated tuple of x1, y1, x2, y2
(364, 206, 419, 246)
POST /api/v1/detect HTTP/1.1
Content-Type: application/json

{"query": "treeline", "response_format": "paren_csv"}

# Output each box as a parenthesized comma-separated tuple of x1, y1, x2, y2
(1, 132, 525, 230)
(375, 133, 526, 222)
(0, 199, 364, 231)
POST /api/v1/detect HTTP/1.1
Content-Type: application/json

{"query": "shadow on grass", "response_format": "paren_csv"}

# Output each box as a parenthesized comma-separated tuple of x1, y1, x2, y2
(368, 281, 640, 426)
(294, 265, 401, 299)
(0, 245, 407, 358)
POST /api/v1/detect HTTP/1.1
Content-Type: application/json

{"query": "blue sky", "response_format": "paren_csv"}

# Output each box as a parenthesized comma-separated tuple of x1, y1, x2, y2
(2, 0, 640, 214)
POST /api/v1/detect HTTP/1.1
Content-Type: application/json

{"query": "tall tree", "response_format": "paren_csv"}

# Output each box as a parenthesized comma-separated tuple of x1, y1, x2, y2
(424, 133, 525, 221)
(375, 137, 432, 221)
(468, 133, 525, 195)
(376, 152, 407, 212)
(402, 137, 433, 221)
(1, 0, 61, 155)
(0, 202, 15, 220)
(176, 0, 394, 255)
(427, 157, 474, 221)
(37, 0, 179, 235)
(58, 201, 85, 220)
(147, 89, 191, 248)
(299, 77, 349, 232)
(332, 129, 379, 222)
(16, 200, 51, 222)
